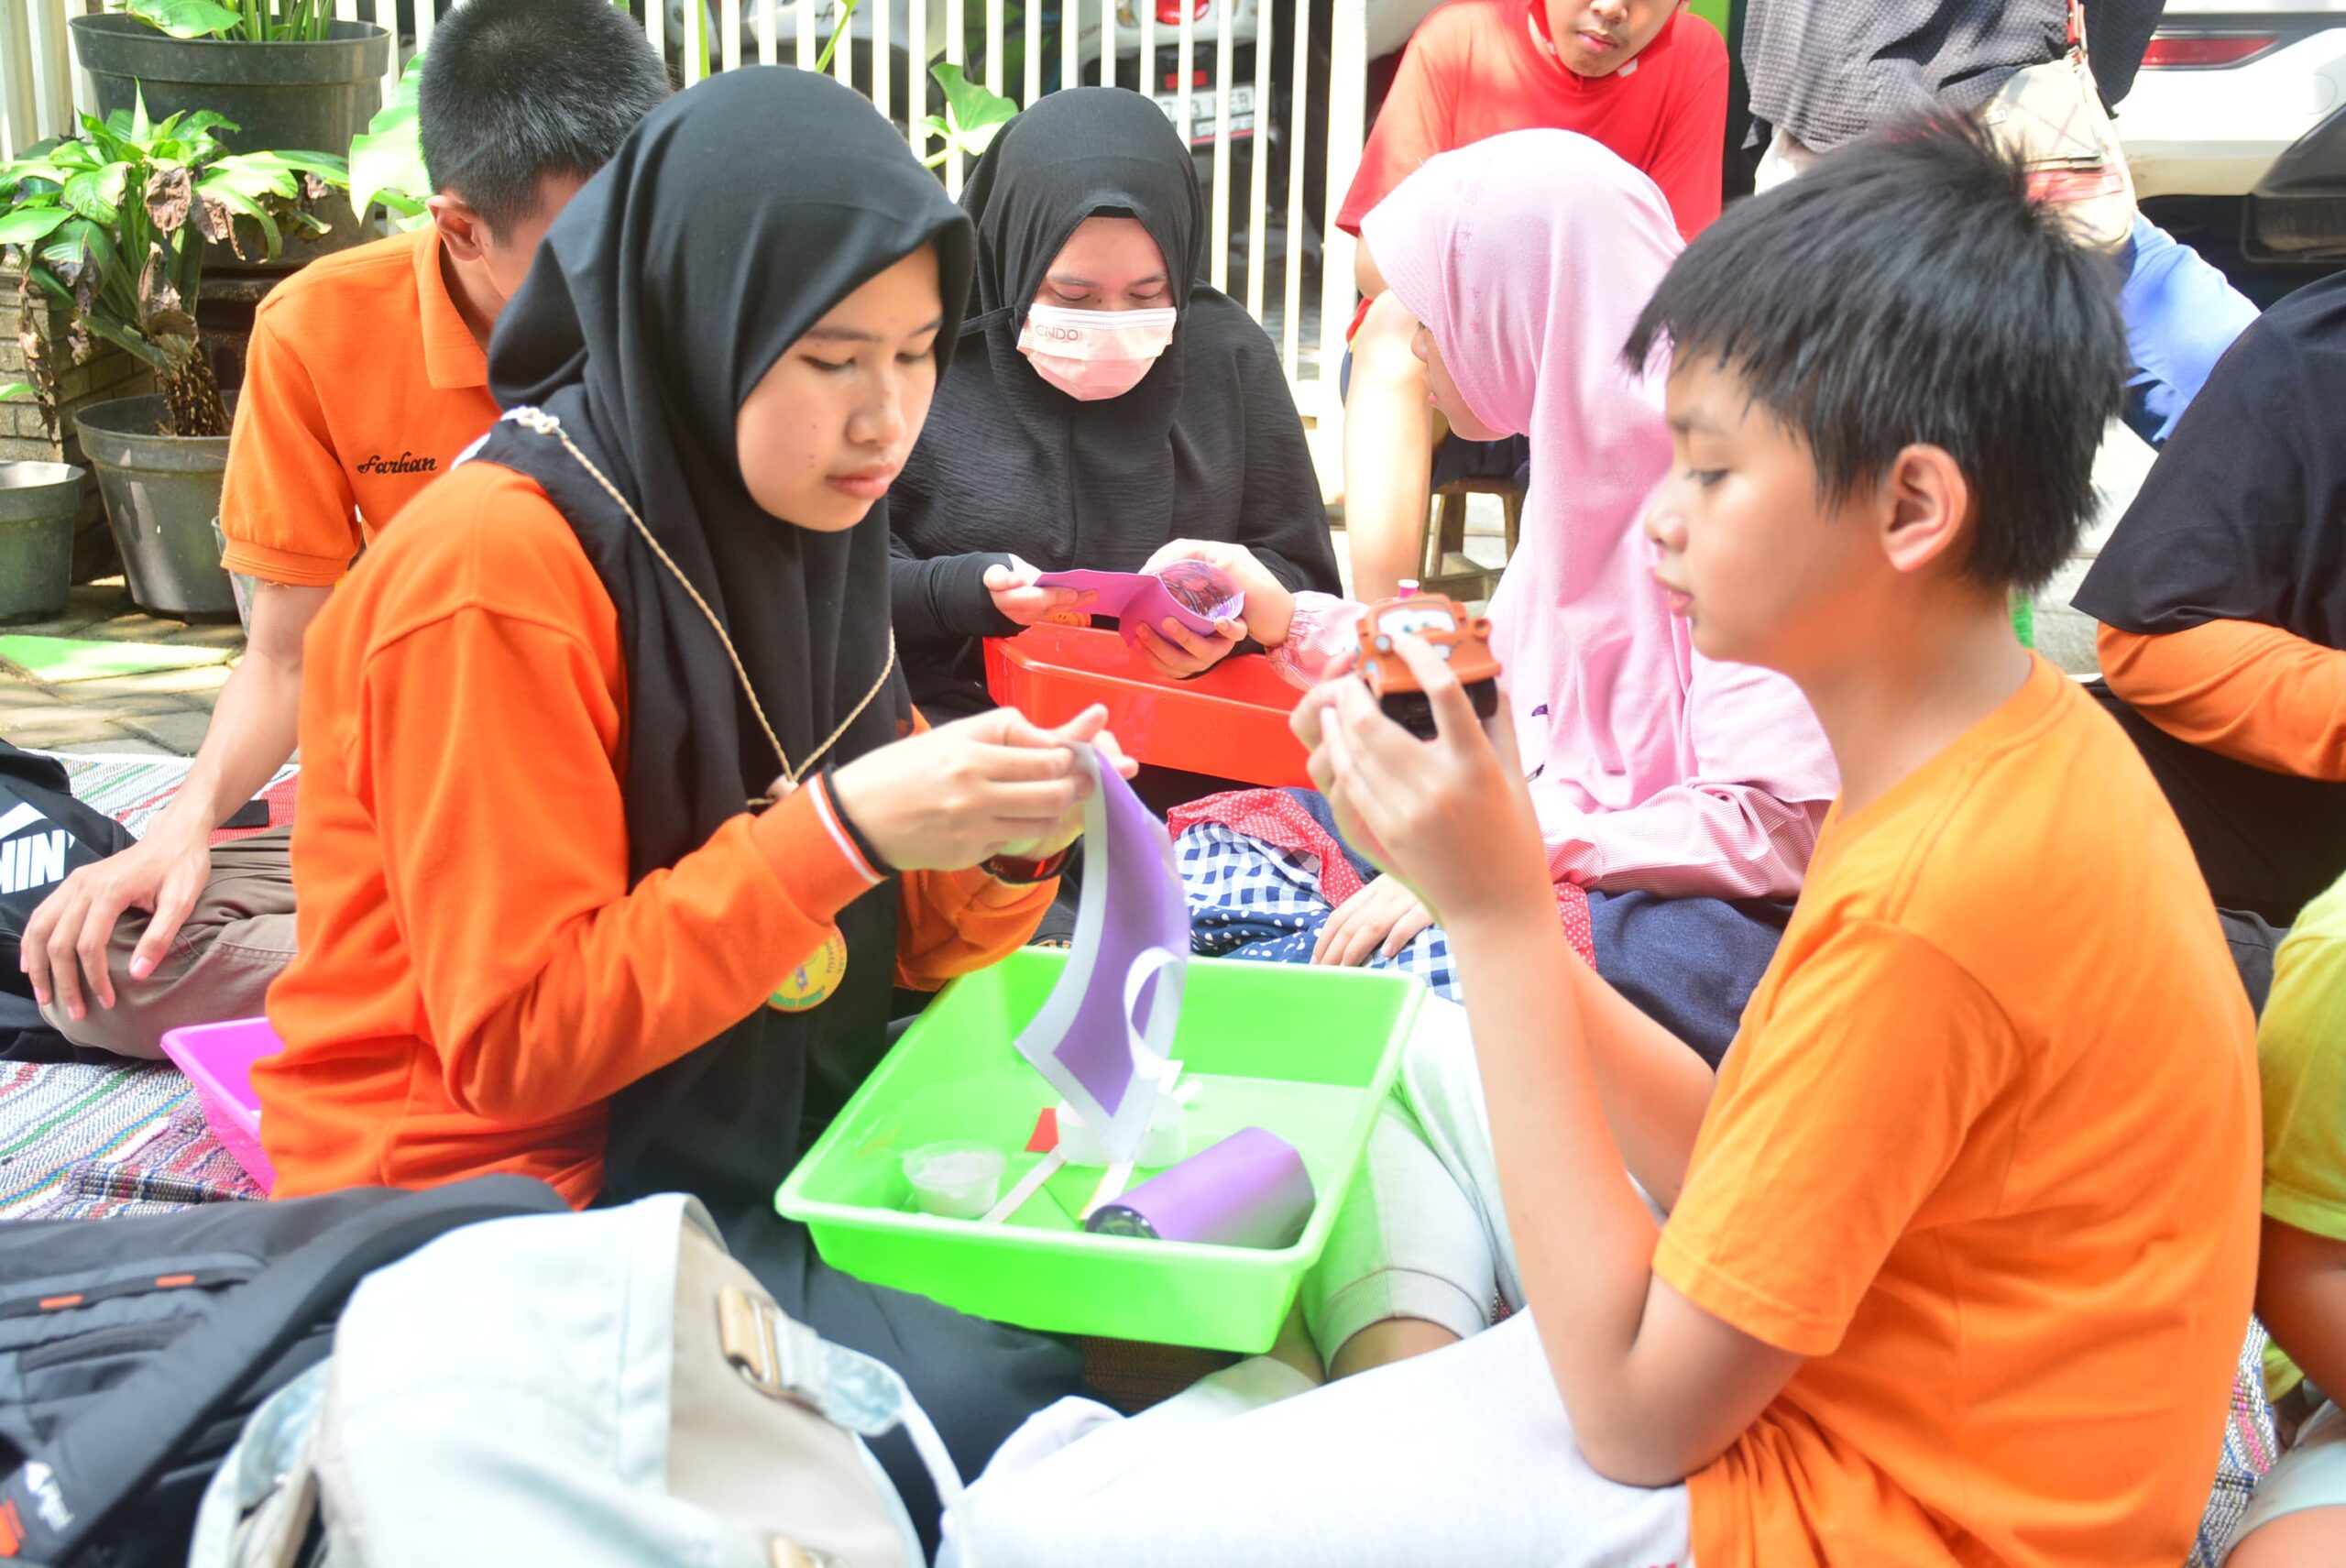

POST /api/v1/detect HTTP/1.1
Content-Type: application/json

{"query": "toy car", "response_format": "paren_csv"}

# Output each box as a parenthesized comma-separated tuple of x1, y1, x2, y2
(1355, 589, 1500, 740)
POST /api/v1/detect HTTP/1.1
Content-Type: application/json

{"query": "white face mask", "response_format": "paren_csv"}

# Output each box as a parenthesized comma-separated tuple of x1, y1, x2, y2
(1017, 303, 1179, 400)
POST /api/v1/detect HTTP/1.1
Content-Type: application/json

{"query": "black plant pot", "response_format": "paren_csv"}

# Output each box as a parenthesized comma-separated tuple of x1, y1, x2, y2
(73, 395, 236, 620)
(70, 15, 391, 276)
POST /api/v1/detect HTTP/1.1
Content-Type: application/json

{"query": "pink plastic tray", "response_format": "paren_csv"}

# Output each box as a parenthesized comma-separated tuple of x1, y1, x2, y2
(159, 1016, 280, 1194)
(984, 623, 1311, 788)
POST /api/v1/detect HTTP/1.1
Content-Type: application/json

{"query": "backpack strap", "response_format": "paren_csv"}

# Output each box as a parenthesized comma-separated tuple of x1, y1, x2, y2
(0, 1174, 565, 1563)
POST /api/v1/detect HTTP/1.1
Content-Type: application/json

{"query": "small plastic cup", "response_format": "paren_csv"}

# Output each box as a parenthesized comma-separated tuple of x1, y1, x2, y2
(902, 1141, 1006, 1220)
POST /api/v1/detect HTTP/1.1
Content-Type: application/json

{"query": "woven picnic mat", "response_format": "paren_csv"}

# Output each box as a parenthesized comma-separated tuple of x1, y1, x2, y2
(0, 1060, 261, 1219)
(57, 752, 298, 844)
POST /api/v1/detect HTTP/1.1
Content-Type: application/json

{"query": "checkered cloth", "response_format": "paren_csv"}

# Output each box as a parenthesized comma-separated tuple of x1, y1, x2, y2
(1170, 789, 1594, 999)
(2192, 1321, 2282, 1567)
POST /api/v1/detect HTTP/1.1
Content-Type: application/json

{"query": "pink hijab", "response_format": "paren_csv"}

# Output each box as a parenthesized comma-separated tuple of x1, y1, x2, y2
(1364, 130, 1835, 897)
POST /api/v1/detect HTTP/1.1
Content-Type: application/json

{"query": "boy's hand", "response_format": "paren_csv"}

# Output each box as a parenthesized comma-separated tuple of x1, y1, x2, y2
(984, 557, 1095, 627)
(1307, 633, 1549, 927)
(1139, 539, 1296, 648)
(1133, 615, 1247, 679)
(19, 817, 213, 1022)
(1312, 873, 1434, 967)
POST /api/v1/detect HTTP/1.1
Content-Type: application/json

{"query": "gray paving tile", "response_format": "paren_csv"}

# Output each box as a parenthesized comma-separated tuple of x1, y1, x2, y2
(119, 708, 215, 755)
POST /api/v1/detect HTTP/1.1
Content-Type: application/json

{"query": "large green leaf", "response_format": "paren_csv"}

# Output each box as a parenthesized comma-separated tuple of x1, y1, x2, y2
(124, 0, 243, 39)
(196, 180, 282, 258)
(60, 164, 129, 225)
(926, 64, 1017, 161)
(348, 54, 428, 223)
(203, 154, 300, 203)
(0, 208, 72, 248)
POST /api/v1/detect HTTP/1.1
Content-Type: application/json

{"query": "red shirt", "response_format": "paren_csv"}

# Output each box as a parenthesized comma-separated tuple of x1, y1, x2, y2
(1340, 0, 1727, 242)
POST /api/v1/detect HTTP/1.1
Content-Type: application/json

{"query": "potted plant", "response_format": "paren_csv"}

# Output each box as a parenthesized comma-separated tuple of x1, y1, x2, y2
(1, 99, 348, 616)
(71, 0, 391, 272)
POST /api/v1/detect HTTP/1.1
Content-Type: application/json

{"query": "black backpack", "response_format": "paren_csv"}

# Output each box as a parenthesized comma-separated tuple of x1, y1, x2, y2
(0, 745, 136, 1045)
(0, 1176, 566, 1566)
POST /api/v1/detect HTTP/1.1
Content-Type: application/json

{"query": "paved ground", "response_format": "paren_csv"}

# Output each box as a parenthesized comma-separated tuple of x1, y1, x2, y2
(0, 583, 243, 757)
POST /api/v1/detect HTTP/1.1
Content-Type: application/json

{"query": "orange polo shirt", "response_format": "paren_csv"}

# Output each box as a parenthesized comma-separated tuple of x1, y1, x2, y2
(257, 460, 1054, 1206)
(218, 228, 500, 587)
(1657, 656, 2260, 1568)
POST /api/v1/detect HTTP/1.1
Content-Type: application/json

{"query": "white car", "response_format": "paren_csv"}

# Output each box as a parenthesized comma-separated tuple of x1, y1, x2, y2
(2115, 2, 2346, 264)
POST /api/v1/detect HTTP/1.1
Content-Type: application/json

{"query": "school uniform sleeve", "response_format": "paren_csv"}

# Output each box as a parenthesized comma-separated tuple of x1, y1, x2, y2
(1638, 25, 1728, 239)
(217, 301, 366, 587)
(1536, 653, 1835, 900)
(2099, 620, 2346, 781)
(1655, 920, 2022, 1355)
(1336, 8, 1463, 235)
(351, 596, 887, 1126)
(2258, 878, 2346, 1243)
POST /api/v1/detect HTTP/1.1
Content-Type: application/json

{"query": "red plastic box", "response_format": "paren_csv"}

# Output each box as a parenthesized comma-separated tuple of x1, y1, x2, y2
(984, 624, 1311, 788)
(159, 1016, 280, 1194)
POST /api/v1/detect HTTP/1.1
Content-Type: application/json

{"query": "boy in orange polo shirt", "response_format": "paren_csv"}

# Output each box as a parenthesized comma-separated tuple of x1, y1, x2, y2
(1341, 0, 1727, 599)
(945, 117, 2259, 1568)
(19, 0, 668, 1053)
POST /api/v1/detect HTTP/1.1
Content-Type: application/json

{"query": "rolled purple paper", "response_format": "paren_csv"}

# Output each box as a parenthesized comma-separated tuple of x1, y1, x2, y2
(1085, 1127, 1316, 1249)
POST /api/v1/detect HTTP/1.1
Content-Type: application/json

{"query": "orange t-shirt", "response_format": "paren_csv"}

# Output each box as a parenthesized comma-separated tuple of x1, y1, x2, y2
(2098, 620, 2346, 781)
(1655, 656, 2261, 1568)
(256, 460, 1054, 1207)
(218, 229, 499, 587)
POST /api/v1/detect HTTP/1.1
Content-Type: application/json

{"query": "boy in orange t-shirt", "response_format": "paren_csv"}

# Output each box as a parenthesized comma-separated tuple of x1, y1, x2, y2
(945, 116, 2260, 1568)
(20, 0, 668, 1056)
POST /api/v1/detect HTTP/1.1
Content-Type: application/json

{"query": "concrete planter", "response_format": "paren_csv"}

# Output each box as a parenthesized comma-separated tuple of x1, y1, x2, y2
(74, 395, 236, 620)
(0, 462, 86, 622)
(71, 15, 391, 275)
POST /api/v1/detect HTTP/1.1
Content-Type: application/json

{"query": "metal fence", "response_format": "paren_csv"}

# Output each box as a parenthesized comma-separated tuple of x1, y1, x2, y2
(3, 0, 1368, 414)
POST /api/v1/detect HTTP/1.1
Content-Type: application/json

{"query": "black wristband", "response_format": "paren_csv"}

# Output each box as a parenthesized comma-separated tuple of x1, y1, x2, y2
(819, 766, 900, 878)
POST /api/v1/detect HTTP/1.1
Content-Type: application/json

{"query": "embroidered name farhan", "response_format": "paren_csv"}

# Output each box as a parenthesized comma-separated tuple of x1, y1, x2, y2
(357, 451, 438, 476)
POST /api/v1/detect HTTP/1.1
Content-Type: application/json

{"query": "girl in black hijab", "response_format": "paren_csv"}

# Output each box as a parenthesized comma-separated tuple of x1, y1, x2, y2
(257, 69, 1114, 1547)
(889, 87, 1343, 737)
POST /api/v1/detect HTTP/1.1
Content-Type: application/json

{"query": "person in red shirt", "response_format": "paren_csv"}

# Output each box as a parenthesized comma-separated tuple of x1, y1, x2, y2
(1339, 0, 1727, 600)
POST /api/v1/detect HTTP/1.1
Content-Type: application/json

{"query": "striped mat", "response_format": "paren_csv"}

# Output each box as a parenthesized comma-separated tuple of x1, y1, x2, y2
(0, 751, 298, 1219)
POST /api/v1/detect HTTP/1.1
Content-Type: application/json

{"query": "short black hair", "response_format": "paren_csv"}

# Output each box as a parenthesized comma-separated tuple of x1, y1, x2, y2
(1624, 114, 2129, 594)
(417, 0, 672, 234)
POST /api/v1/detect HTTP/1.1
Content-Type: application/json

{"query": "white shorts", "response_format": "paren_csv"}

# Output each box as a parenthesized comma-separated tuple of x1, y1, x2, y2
(2229, 1400, 2346, 1556)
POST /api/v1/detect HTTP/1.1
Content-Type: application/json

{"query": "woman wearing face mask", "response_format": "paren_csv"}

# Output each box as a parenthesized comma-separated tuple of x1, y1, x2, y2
(252, 70, 1113, 1550)
(888, 88, 1343, 778)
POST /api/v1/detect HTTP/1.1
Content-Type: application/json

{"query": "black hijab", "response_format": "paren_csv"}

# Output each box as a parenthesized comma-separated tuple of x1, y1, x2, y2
(474, 68, 974, 1235)
(2075, 271, 2346, 648)
(888, 87, 1339, 718)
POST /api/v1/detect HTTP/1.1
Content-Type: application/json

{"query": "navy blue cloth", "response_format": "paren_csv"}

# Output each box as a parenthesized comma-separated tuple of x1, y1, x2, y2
(1585, 891, 1793, 1068)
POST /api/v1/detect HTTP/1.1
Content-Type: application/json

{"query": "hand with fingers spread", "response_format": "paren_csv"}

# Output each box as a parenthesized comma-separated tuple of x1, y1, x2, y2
(19, 817, 211, 1025)
(1139, 538, 1297, 648)
(823, 704, 1135, 872)
(1311, 872, 1435, 968)
(1133, 613, 1248, 678)
(1302, 631, 1549, 927)
(984, 555, 1097, 628)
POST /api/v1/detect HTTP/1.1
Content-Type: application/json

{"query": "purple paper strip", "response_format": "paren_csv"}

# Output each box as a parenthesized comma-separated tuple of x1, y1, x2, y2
(1011, 743, 1189, 1164)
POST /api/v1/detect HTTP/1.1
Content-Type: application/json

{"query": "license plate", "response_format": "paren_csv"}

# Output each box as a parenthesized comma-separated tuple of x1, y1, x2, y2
(1155, 83, 1255, 140)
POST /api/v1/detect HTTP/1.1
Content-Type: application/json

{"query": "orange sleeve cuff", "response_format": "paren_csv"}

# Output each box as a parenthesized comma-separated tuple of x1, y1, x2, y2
(219, 535, 353, 587)
(2099, 620, 2346, 780)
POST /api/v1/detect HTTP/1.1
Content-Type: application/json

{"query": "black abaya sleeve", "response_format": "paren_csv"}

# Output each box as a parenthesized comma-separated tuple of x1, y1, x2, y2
(1229, 326, 1343, 597)
(888, 536, 1021, 645)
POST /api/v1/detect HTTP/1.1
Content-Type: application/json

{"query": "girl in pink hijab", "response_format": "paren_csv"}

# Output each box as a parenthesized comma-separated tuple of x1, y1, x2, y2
(1163, 128, 1837, 1063)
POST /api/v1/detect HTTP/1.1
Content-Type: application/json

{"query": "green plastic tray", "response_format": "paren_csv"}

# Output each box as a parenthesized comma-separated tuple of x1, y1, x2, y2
(776, 948, 1423, 1353)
